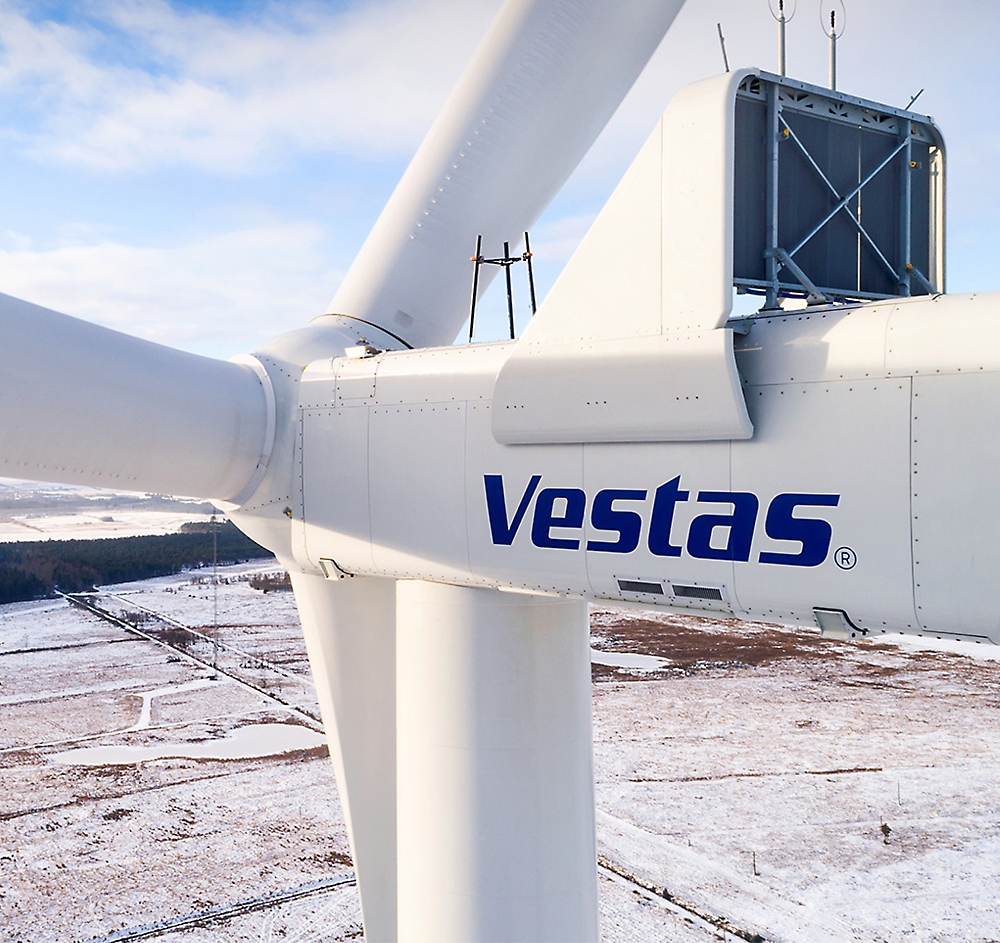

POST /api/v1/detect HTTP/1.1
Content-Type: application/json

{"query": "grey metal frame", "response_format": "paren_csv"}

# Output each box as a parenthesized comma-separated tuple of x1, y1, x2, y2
(737, 72, 945, 308)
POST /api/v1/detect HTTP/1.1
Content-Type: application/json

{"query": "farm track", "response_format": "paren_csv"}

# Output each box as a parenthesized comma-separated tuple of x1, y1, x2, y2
(0, 769, 236, 822)
(598, 857, 766, 942)
(101, 590, 307, 681)
(0, 636, 136, 657)
(59, 591, 322, 727)
(78, 873, 358, 942)
(0, 742, 330, 822)
(74, 860, 761, 943)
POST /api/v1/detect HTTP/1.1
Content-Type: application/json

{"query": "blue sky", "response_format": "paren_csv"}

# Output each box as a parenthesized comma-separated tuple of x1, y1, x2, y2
(0, 0, 996, 358)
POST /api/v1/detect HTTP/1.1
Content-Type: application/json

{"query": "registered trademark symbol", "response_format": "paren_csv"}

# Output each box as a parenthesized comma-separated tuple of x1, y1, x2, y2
(834, 546, 857, 570)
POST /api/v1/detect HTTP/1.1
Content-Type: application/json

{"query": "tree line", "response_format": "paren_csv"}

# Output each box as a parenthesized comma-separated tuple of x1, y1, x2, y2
(0, 522, 273, 604)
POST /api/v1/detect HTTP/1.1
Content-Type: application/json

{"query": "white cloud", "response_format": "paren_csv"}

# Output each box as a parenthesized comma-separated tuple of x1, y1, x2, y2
(0, 0, 500, 173)
(0, 221, 340, 356)
(0, 0, 504, 354)
(0, 0, 998, 360)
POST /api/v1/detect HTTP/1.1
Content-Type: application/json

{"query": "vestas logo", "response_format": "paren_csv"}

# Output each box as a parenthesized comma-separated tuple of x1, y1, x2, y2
(484, 475, 840, 567)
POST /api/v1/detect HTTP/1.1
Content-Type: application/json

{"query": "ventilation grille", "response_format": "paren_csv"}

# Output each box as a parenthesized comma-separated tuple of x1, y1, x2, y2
(671, 584, 723, 601)
(617, 579, 664, 595)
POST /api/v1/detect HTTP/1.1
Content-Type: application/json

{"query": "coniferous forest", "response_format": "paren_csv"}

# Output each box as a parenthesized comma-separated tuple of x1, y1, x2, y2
(0, 522, 273, 604)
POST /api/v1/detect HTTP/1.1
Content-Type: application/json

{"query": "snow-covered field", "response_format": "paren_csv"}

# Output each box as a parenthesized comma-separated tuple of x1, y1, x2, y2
(0, 478, 214, 541)
(2, 565, 1000, 942)
(591, 609, 1000, 942)
(0, 509, 217, 542)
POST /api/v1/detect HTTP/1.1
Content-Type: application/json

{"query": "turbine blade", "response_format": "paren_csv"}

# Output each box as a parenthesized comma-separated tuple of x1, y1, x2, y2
(329, 0, 688, 348)
(0, 293, 272, 502)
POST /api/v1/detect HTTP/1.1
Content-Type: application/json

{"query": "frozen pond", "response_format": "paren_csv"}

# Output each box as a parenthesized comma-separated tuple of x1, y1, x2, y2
(49, 722, 326, 766)
(590, 647, 668, 670)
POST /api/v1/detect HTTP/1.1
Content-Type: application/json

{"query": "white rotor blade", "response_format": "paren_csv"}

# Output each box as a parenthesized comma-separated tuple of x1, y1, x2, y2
(0, 293, 272, 501)
(329, 0, 687, 348)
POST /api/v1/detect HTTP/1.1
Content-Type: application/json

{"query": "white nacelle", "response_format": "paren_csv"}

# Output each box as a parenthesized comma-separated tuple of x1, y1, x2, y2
(291, 291, 1000, 647)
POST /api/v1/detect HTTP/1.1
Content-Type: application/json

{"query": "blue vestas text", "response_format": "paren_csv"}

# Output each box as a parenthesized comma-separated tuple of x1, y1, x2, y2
(484, 475, 839, 567)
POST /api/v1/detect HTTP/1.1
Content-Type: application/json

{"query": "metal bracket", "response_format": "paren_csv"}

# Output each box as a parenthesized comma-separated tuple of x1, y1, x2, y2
(908, 265, 936, 295)
(345, 339, 382, 360)
(814, 607, 869, 640)
(765, 248, 829, 304)
(319, 557, 355, 580)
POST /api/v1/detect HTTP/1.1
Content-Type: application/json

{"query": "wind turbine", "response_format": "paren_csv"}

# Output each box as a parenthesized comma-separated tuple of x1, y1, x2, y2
(0, 0, 987, 941)
(0, 1, 687, 939)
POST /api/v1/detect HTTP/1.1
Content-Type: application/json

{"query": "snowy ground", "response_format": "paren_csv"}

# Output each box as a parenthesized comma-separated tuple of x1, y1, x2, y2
(0, 509, 217, 542)
(2, 566, 1000, 942)
(590, 609, 1000, 942)
(0, 479, 214, 541)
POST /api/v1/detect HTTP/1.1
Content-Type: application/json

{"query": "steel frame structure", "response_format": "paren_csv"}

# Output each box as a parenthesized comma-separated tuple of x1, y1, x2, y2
(733, 72, 945, 309)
